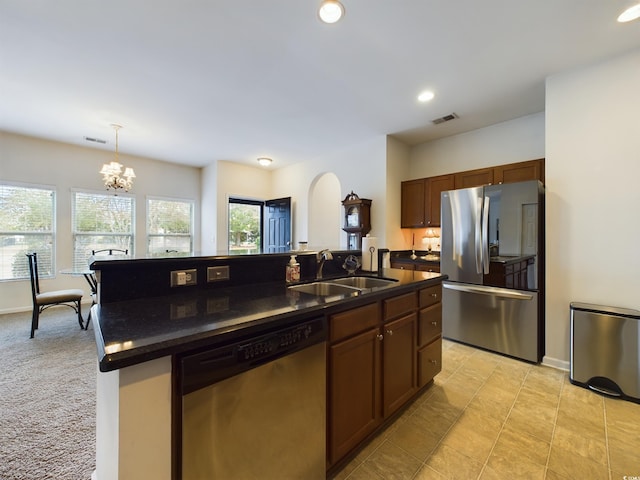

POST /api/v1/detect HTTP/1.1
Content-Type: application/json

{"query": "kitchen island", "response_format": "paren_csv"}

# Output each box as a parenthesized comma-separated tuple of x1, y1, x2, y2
(90, 253, 445, 480)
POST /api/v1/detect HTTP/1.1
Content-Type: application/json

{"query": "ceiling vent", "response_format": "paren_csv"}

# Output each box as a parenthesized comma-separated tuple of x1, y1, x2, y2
(84, 136, 107, 144)
(432, 113, 458, 125)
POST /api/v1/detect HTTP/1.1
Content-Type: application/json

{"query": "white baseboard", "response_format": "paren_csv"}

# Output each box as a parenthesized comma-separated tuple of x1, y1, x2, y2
(542, 356, 570, 371)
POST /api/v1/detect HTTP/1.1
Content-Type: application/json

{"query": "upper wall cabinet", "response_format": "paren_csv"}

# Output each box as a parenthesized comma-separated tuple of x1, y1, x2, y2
(402, 159, 544, 228)
(454, 167, 494, 189)
(401, 174, 454, 228)
(494, 159, 544, 184)
(401, 179, 426, 228)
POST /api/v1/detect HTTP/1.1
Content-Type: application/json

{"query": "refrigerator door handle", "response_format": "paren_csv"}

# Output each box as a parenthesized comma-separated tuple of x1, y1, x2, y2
(475, 196, 483, 274)
(443, 282, 534, 301)
(482, 195, 490, 274)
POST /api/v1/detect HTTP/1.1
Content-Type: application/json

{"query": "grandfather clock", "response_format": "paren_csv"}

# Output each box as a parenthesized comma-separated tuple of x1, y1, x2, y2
(341, 191, 372, 250)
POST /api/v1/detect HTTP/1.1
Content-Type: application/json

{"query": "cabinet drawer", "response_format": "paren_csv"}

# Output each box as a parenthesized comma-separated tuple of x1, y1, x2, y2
(419, 284, 442, 308)
(418, 303, 442, 346)
(416, 263, 440, 273)
(418, 338, 442, 388)
(390, 261, 415, 270)
(383, 292, 417, 321)
(329, 303, 379, 342)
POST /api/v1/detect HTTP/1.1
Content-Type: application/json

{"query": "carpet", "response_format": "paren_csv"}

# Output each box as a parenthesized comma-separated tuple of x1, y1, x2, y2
(0, 309, 96, 480)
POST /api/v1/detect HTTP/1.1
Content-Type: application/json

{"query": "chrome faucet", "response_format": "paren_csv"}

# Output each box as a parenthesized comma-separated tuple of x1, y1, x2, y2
(316, 249, 333, 279)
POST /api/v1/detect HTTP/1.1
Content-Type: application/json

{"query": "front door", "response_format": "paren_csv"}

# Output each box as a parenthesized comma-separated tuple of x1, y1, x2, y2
(264, 197, 291, 253)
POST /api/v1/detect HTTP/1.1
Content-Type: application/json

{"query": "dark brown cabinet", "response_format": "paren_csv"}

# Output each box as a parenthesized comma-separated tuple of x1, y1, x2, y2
(454, 167, 495, 189)
(400, 178, 426, 228)
(416, 262, 440, 273)
(327, 284, 439, 468)
(382, 293, 418, 417)
(401, 174, 453, 228)
(417, 284, 442, 388)
(494, 159, 544, 184)
(328, 303, 380, 465)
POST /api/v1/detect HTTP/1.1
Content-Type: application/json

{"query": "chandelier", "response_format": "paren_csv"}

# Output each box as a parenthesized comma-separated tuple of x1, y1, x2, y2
(100, 124, 136, 192)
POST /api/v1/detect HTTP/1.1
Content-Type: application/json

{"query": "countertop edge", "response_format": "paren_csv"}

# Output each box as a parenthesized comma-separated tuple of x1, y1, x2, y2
(94, 272, 446, 372)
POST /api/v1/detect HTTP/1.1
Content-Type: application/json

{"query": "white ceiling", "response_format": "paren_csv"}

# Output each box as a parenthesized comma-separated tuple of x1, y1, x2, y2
(1, 0, 639, 169)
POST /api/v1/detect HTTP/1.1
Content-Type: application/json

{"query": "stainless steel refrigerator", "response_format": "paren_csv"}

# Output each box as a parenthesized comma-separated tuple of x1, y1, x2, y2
(440, 180, 544, 362)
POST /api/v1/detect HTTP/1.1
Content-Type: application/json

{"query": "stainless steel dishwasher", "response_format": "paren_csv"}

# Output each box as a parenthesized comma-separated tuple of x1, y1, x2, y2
(178, 317, 326, 480)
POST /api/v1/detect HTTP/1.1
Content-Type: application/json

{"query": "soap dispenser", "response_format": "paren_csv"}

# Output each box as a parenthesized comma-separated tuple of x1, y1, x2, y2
(286, 255, 300, 283)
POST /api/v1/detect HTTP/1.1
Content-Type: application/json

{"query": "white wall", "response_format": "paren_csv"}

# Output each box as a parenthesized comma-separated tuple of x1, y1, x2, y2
(0, 132, 201, 313)
(385, 136, 411, 250)
(272, 135, 389, 250)
(545, 48, 640, 367)
(409, 112, 545, 179)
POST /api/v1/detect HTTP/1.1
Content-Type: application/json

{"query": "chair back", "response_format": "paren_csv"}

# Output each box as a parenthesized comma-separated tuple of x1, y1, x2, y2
(26, 252, 41, 301)
(91, 248, 128, 256)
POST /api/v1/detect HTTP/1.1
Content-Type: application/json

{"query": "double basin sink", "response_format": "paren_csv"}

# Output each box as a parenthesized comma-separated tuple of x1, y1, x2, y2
(288, 276, 398, 298)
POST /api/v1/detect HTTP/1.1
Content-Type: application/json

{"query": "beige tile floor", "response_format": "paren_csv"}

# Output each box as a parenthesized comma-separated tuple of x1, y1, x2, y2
(333, 340, 640, 480)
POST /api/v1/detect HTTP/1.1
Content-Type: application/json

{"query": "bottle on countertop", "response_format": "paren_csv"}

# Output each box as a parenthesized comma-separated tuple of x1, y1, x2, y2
(286, 255, 300, 283)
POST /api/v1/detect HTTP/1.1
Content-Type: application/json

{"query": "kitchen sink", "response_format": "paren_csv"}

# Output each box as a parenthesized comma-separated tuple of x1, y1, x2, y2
(327, 276, 398, 289)
(287, 276, 398, 298)
(288, 282, 361, 297)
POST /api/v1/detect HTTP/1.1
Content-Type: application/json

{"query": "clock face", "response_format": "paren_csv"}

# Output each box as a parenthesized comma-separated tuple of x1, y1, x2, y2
(347, 206, 360, 227)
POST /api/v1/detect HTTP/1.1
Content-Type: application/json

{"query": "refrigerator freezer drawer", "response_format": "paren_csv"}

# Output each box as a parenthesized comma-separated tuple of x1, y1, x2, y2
(443, 281, 540, 362)
(570, 302, 640, 403)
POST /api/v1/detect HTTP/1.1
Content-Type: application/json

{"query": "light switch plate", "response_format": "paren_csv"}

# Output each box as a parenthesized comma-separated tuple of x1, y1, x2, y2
(207, 265, 230, 282)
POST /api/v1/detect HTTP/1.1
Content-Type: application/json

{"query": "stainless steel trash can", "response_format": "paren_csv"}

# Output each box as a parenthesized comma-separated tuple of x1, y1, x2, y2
(570, 302, 640, 404)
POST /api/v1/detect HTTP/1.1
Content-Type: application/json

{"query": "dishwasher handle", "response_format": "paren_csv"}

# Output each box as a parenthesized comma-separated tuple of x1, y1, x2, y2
(180, 317, 326, 395)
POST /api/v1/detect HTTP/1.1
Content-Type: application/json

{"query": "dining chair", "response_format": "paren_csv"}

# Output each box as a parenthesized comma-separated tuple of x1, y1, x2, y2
(26, 252, 85, 338)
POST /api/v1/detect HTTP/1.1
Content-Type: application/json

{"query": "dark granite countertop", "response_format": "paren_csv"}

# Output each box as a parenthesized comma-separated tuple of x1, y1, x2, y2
(390, 250, 441, 264)
(93, 268, 445, 372)
(489, 254, 535, 264)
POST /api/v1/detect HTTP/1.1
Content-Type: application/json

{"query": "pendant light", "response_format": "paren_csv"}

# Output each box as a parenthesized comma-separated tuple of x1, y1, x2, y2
(100, 124, 136, 192)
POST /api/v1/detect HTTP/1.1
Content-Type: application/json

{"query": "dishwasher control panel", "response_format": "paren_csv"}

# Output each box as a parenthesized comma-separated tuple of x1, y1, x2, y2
(180, 317, 326, 395)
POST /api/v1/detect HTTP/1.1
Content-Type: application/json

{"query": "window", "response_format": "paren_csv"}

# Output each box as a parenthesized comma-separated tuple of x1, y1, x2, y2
(228, 198, 263, 255)
(147, 197, 194, 255)
(0, 183, 55, 281)
(72, 191, 135, 269)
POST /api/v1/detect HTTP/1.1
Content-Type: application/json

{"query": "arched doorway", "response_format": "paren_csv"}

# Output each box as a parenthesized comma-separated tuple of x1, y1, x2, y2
(308, 172, 342, 249)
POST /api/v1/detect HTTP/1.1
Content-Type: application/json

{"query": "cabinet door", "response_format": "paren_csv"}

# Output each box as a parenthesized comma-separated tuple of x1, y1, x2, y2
(418, 303, 442, 347)
(390, 261, 415, 270)
(401, 179, 427, 228)
(454, 167, 494, 189)
(382, 313, 417, 417)
(415, 263, 440, 273)
(418, 338, 442, 388)
(328, 328, 381, 465)
(426, 174, 454, 226)
(494, 159, 544, 184)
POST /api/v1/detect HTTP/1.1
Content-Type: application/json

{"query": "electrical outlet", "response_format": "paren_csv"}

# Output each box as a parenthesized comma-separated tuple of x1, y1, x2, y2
(170, 269, 197, 287)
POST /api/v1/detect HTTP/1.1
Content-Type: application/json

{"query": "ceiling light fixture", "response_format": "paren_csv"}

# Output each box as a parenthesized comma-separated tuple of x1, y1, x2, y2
(617, 2, 640, 22)
(100, 124, 136, 192)
(257, 157, 273, 167)
(318, 0, 344, 24)
(418, 90, 435, 102)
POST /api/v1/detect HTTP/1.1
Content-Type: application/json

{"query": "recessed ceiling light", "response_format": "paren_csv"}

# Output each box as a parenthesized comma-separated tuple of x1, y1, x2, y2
(418, 90, 435, 102)
(618, 3, 640, 22)
(318, 0, 344, 24)
(257, 157, 273, 167)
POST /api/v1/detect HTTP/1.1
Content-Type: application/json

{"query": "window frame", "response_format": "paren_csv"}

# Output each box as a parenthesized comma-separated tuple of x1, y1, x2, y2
(0, 181, 56, 281)
(71, 189, 135, 269)
(146, 195, 195, 256)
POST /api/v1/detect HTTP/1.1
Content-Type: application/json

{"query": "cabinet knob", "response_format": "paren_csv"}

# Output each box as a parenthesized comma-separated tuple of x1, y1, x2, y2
(377, 334, 384, 341)
(429, 359, 438, 365)
(385, 329, 394, 336)
(431, 321, 438, 326)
